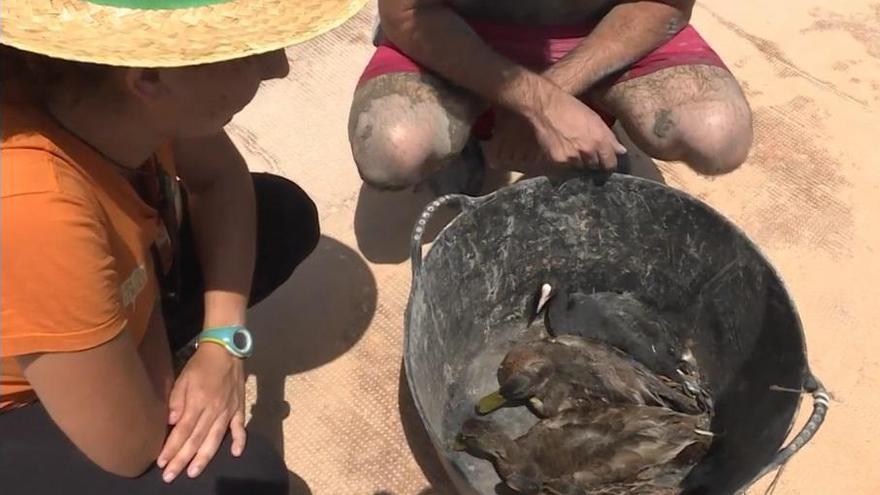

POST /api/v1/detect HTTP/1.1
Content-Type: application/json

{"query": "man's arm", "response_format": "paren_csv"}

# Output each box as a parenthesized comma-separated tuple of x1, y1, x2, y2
(379, 0, 555, 116)
(544, 0, 695, 95)
(379, 0, 626, 168)
(173, 131, 256, 329)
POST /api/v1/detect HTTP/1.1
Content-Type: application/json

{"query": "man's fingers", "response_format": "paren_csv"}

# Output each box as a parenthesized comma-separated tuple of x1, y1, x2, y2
(230, 410, 247, 457)
(612, 136, 627, 155)
(557, 139, 584, 168)
(598, 145, 619, 171)
(579, 149, 601, 169)
(186, 415, 230, 478)
(565, 152, 584, 168)
(163, 409, 217, 483)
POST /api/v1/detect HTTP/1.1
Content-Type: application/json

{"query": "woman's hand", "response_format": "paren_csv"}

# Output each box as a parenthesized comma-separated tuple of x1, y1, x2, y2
(157, 344, 246, 482)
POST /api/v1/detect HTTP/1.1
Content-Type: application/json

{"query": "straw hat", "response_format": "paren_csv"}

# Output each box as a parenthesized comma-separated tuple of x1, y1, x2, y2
(1, 0, 369, 67)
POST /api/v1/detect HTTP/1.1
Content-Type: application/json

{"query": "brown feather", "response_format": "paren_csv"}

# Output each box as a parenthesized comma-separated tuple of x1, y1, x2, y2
(496, 336, 705, 417)
(457, 404, 711, 494)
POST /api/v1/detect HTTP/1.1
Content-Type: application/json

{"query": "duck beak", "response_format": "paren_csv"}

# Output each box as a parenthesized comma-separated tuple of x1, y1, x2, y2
(536, 283, 553, 315)
(476, 390, 507, 415)
(527, 283, 553, 327)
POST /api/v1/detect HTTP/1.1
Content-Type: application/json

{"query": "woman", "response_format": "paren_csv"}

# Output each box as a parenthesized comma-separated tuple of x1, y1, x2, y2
(0, 0, 364, 493)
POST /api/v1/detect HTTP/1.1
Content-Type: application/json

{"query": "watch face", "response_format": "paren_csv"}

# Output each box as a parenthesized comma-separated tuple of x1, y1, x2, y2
(233, 329, 249, 350)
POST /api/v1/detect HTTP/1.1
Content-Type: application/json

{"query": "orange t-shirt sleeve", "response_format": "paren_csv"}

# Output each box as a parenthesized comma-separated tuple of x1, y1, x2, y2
(1, 150, 127, 357)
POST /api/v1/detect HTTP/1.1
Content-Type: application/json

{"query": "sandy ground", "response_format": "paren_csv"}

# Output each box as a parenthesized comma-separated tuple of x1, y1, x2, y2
(228, 1, 880, 493)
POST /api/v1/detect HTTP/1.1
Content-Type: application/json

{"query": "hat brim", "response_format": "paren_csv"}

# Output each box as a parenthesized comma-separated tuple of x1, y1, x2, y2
(1, 0, 369, 67)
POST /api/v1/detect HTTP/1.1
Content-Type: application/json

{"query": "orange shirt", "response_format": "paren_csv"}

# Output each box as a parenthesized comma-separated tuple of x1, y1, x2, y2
(1, 91, 177, 411)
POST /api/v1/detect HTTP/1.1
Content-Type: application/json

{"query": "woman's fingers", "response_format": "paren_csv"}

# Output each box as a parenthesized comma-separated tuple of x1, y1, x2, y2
(186, 413, 232, 478)
(167, 375, 188, 425)
(158, 396, 200, 470)
(230, 409, 247, 457)
(162, 408, 217, 482)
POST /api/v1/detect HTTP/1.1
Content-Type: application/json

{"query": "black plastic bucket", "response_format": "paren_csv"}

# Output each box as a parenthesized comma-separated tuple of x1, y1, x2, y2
(404, 175, 828, 495)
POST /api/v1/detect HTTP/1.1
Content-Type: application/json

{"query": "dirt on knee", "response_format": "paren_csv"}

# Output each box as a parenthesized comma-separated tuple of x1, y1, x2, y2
(348, 73, 483, 188)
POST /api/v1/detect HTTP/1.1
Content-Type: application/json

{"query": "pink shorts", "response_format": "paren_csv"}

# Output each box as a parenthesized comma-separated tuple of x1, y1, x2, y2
(357, 20, 729, 139)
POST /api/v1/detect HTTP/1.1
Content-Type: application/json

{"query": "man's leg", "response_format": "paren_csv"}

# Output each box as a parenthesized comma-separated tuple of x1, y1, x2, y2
(348, 72, 484, 190)
(592, 64, 753, 176)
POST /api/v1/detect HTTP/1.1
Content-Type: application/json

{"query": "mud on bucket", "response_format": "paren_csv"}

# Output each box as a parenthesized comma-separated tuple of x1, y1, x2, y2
(403, 175, 828, 495)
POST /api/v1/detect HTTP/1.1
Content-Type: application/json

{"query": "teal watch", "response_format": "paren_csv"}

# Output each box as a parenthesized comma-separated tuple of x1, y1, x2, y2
(197, 325, 253, 358)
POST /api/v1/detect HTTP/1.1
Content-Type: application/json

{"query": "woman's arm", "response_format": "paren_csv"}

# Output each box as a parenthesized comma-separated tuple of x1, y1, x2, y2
(17, 330, 168, 477)
(172, 131, 256, 329)
(153, 131, 252, 482)
(2, 170, 171, 478)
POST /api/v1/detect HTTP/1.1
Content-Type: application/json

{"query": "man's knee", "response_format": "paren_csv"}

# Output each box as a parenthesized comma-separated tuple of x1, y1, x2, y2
(348, 73, 478, 190)
(349, 120, 439, 190)
(681, 103, 753, 176)
(637, 100, 752, 176)
(606, 65, 753, 176)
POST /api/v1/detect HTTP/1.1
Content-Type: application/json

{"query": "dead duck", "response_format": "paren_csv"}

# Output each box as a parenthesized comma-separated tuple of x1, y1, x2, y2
(455, 405, 712, 494)
(477, 335, 705, 418)
(528, 283, 712, 411)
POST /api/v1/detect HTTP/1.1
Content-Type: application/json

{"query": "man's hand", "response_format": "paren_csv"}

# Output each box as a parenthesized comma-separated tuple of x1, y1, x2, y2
(523, 88, 626, 171)
(157, 344, 245, 482)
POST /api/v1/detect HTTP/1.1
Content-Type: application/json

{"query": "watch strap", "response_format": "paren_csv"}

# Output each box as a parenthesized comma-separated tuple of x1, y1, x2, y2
(197, 325, 253, 358)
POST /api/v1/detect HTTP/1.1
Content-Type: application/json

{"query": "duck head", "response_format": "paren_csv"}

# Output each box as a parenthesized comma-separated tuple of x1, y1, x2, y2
(453, 418, 543, 494)
(453, 417, 512, 458)
(477, 344, 554, 414)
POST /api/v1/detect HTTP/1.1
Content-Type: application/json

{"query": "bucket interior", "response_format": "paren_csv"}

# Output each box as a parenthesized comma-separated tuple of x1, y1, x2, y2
(405, 176, 808, 495)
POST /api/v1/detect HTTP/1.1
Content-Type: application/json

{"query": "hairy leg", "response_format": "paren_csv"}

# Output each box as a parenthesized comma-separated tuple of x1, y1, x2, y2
(591, 64, 753, 175)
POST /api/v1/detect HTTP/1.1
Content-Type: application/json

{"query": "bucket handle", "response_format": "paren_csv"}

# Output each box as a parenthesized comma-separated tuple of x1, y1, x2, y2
(410, 193, 489, 279)
(739, 374, 830, 492)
